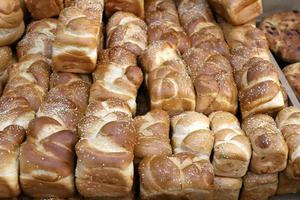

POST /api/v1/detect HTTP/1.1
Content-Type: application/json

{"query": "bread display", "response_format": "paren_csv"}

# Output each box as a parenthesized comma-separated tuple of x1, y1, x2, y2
(89, 46, 143, 114)
(276, 107, 300, 179)
(209, 111, 251, 178)
(240, 172, 278, 200)
(106, 11, 147, 56)
(17, 19, 58, 59)
(139, 153, 214, 200)
(141, 41, 195, 116)
(260, 11, 300, 63)
(20, 73, 89, 198)
(24, 0, 64, 19)
(134, 109, 172, 162)
(220, 21, 286, 118)
(277, 172, 300, 195)
(0, 46, 14, 95)
(52, 6, 100, 74)
(104, 0, 144, 19)
(208, 0, 263, 25)
(283, 62, 300, 100)
(0, 0, 25, 46)
(213, 177, 242, 200)
(242, 114, 288, 174)
(145, 0, 190, 53)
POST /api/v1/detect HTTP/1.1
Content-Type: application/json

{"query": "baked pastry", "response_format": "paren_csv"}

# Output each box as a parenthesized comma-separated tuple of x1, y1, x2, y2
(20, 73, 89, 198)
(141, 41, 196, 116)
(106, 11, 147, 56)
(242, 114, 288, 174)
(283, 62, 300, 100)
(89, 47, 143, 114)
(0, 0, 25, 46)
(24, 0, 64, 19)
(240, 172, 278, 200)
(139, 153, 214, 200)
(72, 0, 104, 23)
(104, 0, 144, 19)
(276, 107, 300, 179)
(0, 46, 14, 96)
(52, 6, 100, 74)
(260, 11, 300, 63)
(171, 111, 214, 160)
(145, 0, 190, 53)
(17, 19, 58, 59)
(209, 111, 251, 178)
(213, 177, 242, 200)
(75, 99, 135, 199)
(134, 109, 172, 162)
(220, 20, 286, 118)
(277, 172, 300, 195)
(208, 0, 263, 25)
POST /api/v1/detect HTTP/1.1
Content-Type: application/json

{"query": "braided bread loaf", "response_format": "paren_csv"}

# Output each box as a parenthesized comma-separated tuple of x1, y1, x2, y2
(24, 0, 64, 19)
(52, 6, 100, 74)
(145, 0, 190, 54)
(89, 47, 143, 115)
(104, 0, 144, 19)
(106, 11, 147, 56)
(242, 114, 288, 174)
(134, 109, 172, 162)
(0, 46, 14, 95)
(141, 41, 195, 116)
(76, 99, 136, 199)
(283, 62, 300, 100)
(139, 152, 214, 200)
(20, 73, 89, 198)
(17, 19, 58, 59)
(220, 21, 286, 118)
(276, 107, 300, 179)
(0, 0, 25, 46)
(213, 177, 242, 200)
(209, 111, 251, 178)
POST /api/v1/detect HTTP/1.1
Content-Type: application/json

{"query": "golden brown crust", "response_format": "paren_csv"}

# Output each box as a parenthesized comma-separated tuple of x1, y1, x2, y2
(105, 0, 144, 19)
(213, 177, 242, 200)
(0, 46, 14, 95)
(277, 172, 300, 195)
(24, 0, 64, 19)
(283, 62, 300, 100)
(260, 11, 300, 63)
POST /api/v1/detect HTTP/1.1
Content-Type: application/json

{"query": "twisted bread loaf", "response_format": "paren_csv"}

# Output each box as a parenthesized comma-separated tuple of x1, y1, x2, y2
(220, 21, 286, 118)
(17, 19, 58, 59)
(276, 107, 300, 179)
(0, 0, 25, 46)
(139, 153, 214, 200)
(145, 0, 190, 53)
(283, 62, 300, 100)
(209, 111, 251, 178)
(89, 47, 143, 114)
(141, 41, 195, 116)
(277, 172, 300, 195)
(134, 109, 172, 162)
(240, 172, 278, 200)
(0, 46, 14, 95)
(178, 0, 238, 115)
(52, 6, 100, 74)
(75, 99, 136, 199)
(208, 0, 263, 25)
(242, 114, 288, 174)
(24, 0, 64, 19)
(106, 11, 147, 56)
(104, 0, 144, 19)
(213, 177, 242, 200)
(71, 0, 104, 23)
(20, 72, 89, 198)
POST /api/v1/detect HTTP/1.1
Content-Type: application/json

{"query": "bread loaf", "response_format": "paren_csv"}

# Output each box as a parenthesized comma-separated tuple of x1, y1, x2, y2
(283, 62, 300, 100)
(0, 0, 25, 46)
(24, 0, 64, 19)
(240, 172, 278, 200)
(0, 46, 14, 95)
(277, 172, 300, 195)
(104, 0, 144, 19)
(106, 11, 147, 56)
(208, 0, 263, 25)
(75, 99, 136, 199)
(139, 153, 214, 200)
(134, 109, 172, 162)
(213, 177, 242, 200)
(145, 0, 190, 53)
(242, 114, 288, 174)
(17, 19, 58, 59)
(141, 41, 196, 116)
(20, 73, 89, 198)
(209, 111, 251, 178)
(276, 107, 300, 179)
(89, 47, 143, 114)
(220, 20, 286, 118)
